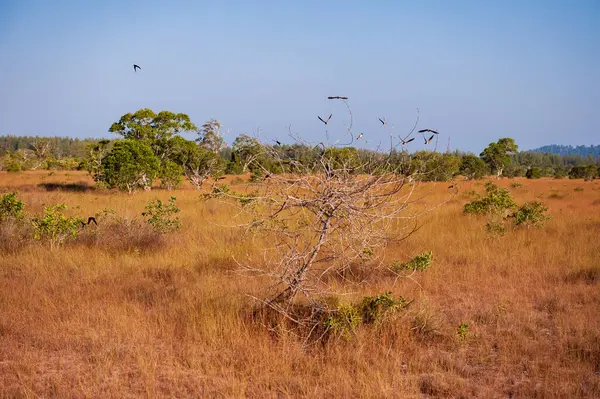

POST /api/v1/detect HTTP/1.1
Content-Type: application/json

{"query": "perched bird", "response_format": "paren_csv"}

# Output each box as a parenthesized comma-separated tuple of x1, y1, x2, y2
(424, 135, 435, 144)
(318, 114, 332, 125)
(418, 129, 439, 135)
(448, 185, 454, 189)
(216, 176, 226, 181)
(356, 132, 364, 140)
(327, 96, 348, 100)
(133, 64, 141, 72)
(378, 117, 386, 125)
(264, 173, 271, 180)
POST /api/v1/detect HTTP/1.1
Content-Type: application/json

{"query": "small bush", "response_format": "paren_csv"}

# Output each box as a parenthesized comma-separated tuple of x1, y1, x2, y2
(574, 187, 584, 192)
(31, 204, 84, 249)
(512, 201, 551, 227)
(142, 197, 181, 233)
(525, 167, 542, 179)
(463, 181, 517, 216)
(486, 221, 506, 235)
(323, 292, 411, 339)
(0, 192, 25, 223)
(392, 251, 433, 272)
(457, 322, 469, 339)
(510, 182, 523, 188)
(5, 160, 22, 173)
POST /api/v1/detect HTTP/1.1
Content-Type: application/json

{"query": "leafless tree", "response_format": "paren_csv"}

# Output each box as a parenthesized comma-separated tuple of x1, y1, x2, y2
(204, 98, 452, 330)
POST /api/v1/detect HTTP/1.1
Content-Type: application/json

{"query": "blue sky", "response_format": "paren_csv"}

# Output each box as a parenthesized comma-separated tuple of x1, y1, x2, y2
(1, 0, 598, 153)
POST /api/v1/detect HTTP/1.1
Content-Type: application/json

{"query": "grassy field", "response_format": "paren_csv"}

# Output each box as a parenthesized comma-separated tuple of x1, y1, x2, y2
(0, 171, 599, 398)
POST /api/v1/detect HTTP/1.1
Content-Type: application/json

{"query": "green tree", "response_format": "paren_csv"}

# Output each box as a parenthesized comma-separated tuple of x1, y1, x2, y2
(197, 119, 224, 154)
(526, 167, 542, 179)
(98, 140, 161, 193)
(480, 138, 518, 178)
(109, 109, 197, 160)
(170, 136, 224, 188)
(459, 154, 488, 180)
(232, 134, 263, 172)
(159, 160, 183, 190)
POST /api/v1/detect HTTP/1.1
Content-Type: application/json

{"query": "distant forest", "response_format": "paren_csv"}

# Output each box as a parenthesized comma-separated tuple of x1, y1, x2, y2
(0, 134, 598, 181)
(529, 144, 600, 159)
(0, 135, 99, 159)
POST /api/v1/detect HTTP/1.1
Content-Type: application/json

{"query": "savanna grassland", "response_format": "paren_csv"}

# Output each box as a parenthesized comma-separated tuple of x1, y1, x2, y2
(1, 171, 599, 398)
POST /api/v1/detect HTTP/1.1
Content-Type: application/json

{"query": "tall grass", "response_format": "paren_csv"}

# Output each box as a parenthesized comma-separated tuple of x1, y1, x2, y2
(0, 171, 598, 397)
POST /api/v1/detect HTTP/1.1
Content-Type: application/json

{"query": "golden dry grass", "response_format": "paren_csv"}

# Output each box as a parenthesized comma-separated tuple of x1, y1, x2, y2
(0, 171, 599, 398)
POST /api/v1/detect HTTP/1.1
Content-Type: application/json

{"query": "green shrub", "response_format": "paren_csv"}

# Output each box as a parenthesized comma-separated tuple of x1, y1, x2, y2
(323, 292, 411, 339)
(526, 167, 542, 179)
(159, 161, 183, 190)
(512, 201, 551, 227)
(457, 322, 469, 339)
(142, 197, 181, 233)
(510, 182, 523, 188)
(0, 192, 25, 223)
(463, 182, 517, 216)
(31, 204, 84, 249)
(392, 251, 433, 272)
(6, 160, 22, 173)
(323, 304, 362, 339)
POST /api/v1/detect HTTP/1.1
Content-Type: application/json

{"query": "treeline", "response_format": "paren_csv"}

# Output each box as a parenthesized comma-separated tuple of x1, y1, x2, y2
(0, 135, 99, 158)
(1, 109, 599, 187)
(529, 144, 600, 159)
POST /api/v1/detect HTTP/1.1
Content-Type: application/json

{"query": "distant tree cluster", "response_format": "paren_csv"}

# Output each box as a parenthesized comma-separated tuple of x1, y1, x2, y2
(2, 114, 599, 184)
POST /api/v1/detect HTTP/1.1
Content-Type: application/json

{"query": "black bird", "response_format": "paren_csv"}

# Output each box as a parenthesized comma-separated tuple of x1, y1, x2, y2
(264, 173, 271, 180)
(327, 96, 348, 100)
(273, 139, 282, 145)
(448, 185, 454, 189)
(133, 64, 141, 72)
(418, 129, 439, 135)
(378, 117, 386, 125)
(318, 114, 332, 125)
(424, 135, 435, 144)
(80, 216, 98, 228)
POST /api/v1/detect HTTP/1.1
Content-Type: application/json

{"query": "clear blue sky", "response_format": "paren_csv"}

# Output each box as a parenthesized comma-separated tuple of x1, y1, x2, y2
(1, 0, 598, 153)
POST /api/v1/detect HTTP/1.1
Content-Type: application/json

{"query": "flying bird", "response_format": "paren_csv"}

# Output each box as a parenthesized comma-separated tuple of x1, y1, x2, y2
(80, 216, 98, 228)
(400, 137, 415, 145)
(318, 114, 332, 125)
(418, 129, 439, 135)
(356, 132, 364, 140)
(133, 64, 141, 72)
(273, 139, 282, 145)
(327, 96, 348, 100)
(424, 135, 435, 144)
(378, 117, 386, 126)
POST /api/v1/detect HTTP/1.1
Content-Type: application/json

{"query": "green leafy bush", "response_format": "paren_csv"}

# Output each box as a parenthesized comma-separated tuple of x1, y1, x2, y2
(323, 292, 411, 339)
(159, 160, 183, 190)
(392, 251, 433, 272)
(0, 192, 25, 223)
(457, 322, 469, 339)
(463, 181, 517, 216)
(142, 197, 181, 233)
(31, 204, 84, 249)
(512, 201, 551, 227)
(526, 167, 542, 179)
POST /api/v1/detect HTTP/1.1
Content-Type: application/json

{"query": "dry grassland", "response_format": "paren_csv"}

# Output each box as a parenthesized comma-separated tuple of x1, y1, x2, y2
(0, 171, 599, 398)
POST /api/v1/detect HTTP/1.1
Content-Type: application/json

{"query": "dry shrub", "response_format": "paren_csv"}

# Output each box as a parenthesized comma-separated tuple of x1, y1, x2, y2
(76, 218, 165, 253)
(0, 220, 32, 253)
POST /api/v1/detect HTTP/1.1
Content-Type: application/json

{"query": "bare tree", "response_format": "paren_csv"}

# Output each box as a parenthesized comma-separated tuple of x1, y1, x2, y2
(204, 98, 452, 330)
